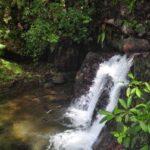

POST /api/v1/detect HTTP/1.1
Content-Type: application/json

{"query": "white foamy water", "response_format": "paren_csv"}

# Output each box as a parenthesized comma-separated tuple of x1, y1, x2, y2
(47, 55, 133, 150)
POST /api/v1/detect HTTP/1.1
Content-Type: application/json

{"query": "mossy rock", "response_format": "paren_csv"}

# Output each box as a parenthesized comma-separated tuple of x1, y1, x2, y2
(0, 59, 23, 83)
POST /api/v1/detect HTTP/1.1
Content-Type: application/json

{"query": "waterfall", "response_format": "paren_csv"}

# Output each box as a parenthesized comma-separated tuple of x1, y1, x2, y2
(47, 55, 133, 150)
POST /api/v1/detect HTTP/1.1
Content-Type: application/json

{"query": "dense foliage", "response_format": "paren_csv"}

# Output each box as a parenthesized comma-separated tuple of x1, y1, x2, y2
(0, 0, 92, 60)
(0, 0, 149, 61)
(100, 73, 150, 149)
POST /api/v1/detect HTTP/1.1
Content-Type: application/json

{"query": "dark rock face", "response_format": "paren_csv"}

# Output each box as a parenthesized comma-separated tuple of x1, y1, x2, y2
(74, 52, 117, 98)
(52, 73, 65, 84)
(93, 124, 124, 150)
(131, 52, 150, 81)
(54, 47, 79, 72)
(74, 52, 100, 98)
(96, 76, 114, 110)
(122, 38, 150, 53)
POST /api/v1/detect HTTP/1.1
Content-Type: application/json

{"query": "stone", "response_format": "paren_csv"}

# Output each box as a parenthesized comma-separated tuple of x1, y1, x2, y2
(122, 38, 150, 53)
(131, 52, 150, 81)
(44, 82, 53, 88)
(52, 73, 65, 84)
(74, 52, 116, 98)
(54, 46, 79, 71)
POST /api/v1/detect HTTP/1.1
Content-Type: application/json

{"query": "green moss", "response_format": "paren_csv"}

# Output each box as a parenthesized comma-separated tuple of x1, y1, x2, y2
(0, 59, 23, 83)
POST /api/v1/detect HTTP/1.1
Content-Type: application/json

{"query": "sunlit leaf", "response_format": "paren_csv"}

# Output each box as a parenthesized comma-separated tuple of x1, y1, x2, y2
(0, 43, 6, 50)
(119, 99, 127, 109)
(126, 87, 131, 97)
(127, 98, 132, 108)
(144, 82, 150, 93)
(99, 110, 112, 116)
(140, 122, 148, 132)
(140, 145, 149, 150)
(135, 88, 142, 98)
(128, 73, 134, 79)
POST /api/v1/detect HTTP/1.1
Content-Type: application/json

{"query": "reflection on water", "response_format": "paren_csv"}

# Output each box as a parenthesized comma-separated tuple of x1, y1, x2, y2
(0, 85, 72, 150)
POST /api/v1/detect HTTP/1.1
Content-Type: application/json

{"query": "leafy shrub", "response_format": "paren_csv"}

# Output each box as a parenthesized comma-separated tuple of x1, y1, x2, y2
(100, 73, 150, 149)
(22, 1, 91, 60)
(0, 1, 92, 61)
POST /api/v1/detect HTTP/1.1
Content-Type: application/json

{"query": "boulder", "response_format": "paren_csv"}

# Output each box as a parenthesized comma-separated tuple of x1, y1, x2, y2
(122, 38, 150, 53)
(54, 47, 79, 72)
(131, 52, 150, 81)
(52, 73, 65, 84)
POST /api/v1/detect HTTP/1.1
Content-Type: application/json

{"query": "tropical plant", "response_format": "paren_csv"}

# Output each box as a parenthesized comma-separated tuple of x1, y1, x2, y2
(100, 73, 150, 149)
(22, 1, 91, 60)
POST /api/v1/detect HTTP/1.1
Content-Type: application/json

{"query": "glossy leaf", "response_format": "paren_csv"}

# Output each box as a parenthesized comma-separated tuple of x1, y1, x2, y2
(119, 99, 127, 109)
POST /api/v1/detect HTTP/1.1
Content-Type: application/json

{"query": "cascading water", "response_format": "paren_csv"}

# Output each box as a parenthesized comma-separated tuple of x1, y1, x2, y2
(47, 55, 133, 150)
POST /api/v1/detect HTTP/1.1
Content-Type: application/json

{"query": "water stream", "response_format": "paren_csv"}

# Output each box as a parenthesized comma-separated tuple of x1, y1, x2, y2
(48, 55, 133, 150)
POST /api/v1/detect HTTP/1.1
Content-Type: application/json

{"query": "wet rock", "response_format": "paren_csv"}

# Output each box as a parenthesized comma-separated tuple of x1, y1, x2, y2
(122, 38, 150, 53)
(62, 72, 76, 82)
(74, 52, 117, 98)
(44, 82, 53, 88)
(93, 122, 124, 150)
(121, 25, 134, 35)
(43, 73, 53, 83)
(97, 76, 113, 109)
(11, 141, 30, 150)
(74, 52, 100, 98)
(52, 73, 65, 84)
(54, 46, 79, 71)
(131, 52, 150, 81)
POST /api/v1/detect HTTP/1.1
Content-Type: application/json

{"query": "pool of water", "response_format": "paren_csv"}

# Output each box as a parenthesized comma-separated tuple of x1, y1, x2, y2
(0, 85, 73, 150)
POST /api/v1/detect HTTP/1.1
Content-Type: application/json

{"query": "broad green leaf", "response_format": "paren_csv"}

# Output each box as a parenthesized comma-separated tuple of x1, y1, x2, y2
(131, 87, 136, 95)
(119, 99, 127, 109)
(135, 104, 146, 109)
(112, 131, 119, 138)
(144, 82, 150, 93)
(128, 73, 134, 79)
(101, 31, 106, 43)
(123, 137, 130, 148)
(132, 80, 140, 85)
(130, 116, 137, 122)
(144, 88, 150, 93)
(99, 110, 112, 116)
(148, 124, 150, 133)
(130, 108, 140, 114)
(126, 87, 131, 97)
(100, 116, 108, 123)
(116, 116, 122, 122)
(106, 115, 114, 121)
(127, 98, 132, 108)
(0, 43, 6, 50)
(118, 136, 123, 144)
(114, 108, 125, 115)
(140, 122, 148, 132)
(140, 145, 149, 150)
(135, 88, 142, 98)
(131, 125, 141, 133)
